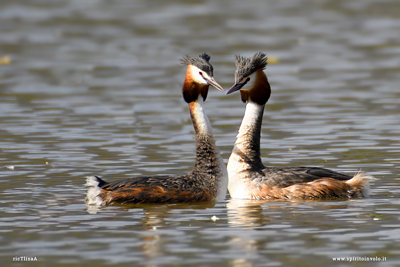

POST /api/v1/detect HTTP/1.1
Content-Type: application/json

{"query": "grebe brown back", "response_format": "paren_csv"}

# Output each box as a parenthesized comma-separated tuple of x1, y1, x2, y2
(226, 52, 373, 200)
(85, 53, 228, 206)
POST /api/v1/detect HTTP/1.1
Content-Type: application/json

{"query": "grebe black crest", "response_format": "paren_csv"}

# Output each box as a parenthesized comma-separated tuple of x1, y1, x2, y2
(180, 53, 213, 77)
(234, 52, 268, 84)
(226, 52, 373, 200)
(85, 53, 228, 206)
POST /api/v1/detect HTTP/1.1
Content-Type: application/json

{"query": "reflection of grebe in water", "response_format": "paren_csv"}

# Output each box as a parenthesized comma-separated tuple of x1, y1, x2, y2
(226, 52, 373, 200)
(226, 199, 266, 227)
(85, 53, 228, 206)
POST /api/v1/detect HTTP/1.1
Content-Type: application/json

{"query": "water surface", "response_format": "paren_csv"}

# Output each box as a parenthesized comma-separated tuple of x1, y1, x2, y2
(1, 0, 400, 266)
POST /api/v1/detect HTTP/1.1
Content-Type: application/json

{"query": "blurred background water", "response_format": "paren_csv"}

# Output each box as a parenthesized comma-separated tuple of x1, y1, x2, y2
(1, 0, 400, 266)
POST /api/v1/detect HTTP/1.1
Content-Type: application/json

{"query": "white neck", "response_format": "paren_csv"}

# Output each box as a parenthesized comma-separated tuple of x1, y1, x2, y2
(228, 101, 264, 199)
(191, 99, 213, 136)
(230, 100, 264, 165)
(237, 101, 264, 140)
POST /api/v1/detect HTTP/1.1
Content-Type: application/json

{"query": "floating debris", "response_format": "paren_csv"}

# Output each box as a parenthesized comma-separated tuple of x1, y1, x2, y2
(211, 215, 219, 222)
(267, 57, 279, 64)
(0, 56, 11, 65)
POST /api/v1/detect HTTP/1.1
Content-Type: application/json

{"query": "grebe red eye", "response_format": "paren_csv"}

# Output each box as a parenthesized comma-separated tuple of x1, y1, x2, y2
(199, 72, 203, 76)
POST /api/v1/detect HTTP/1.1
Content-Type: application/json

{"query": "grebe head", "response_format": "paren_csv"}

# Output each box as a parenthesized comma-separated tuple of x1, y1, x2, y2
(226, 52, 270, 105)
(181, 53, 224, 103)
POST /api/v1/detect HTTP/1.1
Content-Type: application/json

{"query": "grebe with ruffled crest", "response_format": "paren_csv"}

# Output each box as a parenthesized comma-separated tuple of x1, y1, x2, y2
(85, 53, 228, 206)
(226, 52, 373, 200)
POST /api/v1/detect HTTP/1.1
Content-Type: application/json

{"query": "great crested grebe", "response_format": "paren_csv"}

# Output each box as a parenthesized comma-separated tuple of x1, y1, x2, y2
(226, 52, 373, 200)
(86, 53, 228, 206)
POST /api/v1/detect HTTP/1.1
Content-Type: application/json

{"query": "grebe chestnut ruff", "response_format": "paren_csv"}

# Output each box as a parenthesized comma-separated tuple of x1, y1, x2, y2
(226, 52, 373, 200)
(86, 53, 228, 206)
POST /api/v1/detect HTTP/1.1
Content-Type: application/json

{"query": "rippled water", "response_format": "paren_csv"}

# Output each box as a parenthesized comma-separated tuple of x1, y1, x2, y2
(1, 0, 400, 266)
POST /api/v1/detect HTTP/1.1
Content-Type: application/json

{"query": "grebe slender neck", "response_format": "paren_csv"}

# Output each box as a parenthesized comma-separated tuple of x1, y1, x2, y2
(189, 99, 227, 199)
(228, 65, 271, 171)
(232, 101, 265, 169)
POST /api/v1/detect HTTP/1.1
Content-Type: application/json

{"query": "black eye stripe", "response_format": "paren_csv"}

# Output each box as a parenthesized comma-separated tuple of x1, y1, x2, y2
(241, 78, 250, 86)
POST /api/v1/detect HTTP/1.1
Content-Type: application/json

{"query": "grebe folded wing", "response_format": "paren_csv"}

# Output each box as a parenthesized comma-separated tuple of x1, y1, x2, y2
(86, 174, 215, 204)
(97, 175, 180, 190)
(259, 166, 352, 188)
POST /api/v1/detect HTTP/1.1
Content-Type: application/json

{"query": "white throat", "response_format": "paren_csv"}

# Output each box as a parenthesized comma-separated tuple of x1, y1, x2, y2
(237, 101, 263, 139)
(192, 99, 212, 136)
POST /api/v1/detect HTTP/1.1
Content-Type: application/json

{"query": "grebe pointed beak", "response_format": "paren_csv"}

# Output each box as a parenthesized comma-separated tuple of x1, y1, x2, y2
(204, 77, 224, 92)
(225, 77, 250, 95)
(226, 77, 251, 95)
(226, 83, 243, 95)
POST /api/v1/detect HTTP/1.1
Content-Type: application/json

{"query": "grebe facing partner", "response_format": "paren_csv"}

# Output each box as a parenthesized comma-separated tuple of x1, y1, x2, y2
(226, 52, 373, 200)
(86, 53, 228, 206)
